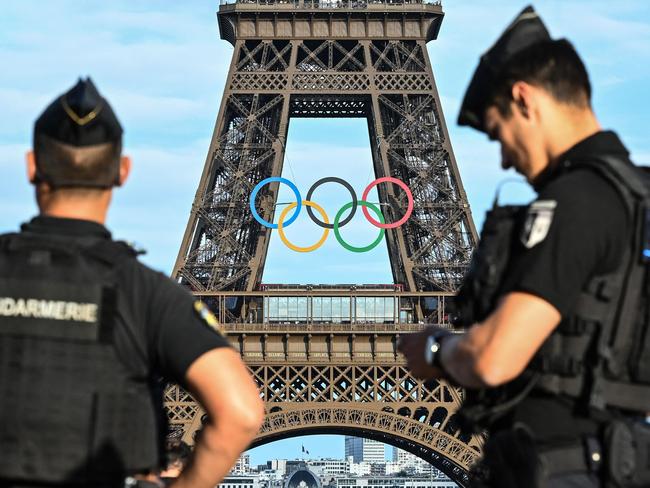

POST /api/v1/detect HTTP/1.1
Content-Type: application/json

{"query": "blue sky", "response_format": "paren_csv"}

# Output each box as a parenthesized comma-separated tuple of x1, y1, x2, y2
(1, 0, 649, 464)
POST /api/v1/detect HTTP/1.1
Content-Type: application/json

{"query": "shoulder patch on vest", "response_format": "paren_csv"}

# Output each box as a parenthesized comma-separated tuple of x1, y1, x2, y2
(521, 200, 557, 249)
(193, 300, 224, 336)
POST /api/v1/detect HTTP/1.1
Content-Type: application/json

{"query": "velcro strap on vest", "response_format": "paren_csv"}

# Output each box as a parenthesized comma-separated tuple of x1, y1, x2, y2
(573, 287, 615, 323)
(540, 444, 592, 477)
(559, 316, 592, 335)
(601, 380, 650, 413)
(530, 356, 584, 376)
(535, 373, 584, 398)
(1, 233, 136, 267)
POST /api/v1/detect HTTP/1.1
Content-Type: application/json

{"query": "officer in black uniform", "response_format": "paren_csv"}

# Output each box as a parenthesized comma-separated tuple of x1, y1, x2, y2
(0, 79, 265, 488)
(399, 6, 650, 488)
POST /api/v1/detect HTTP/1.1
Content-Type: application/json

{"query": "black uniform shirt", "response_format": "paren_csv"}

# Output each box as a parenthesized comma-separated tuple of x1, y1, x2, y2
(498, 130, 632, 445)
(18, 216, 231, 384)
(500, 130, 631, 316)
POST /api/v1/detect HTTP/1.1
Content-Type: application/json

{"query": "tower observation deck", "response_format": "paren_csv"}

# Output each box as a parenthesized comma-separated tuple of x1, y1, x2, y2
(217, 0, 444, 46)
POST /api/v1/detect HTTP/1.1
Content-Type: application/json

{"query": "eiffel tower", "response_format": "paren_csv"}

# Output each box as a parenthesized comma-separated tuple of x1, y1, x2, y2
(165, 0, 480, 484)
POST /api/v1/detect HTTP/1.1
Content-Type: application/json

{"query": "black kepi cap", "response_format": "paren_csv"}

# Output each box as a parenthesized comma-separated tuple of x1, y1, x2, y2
(33, 78, 123, 188)
(457, 6, 551, 132)
(35, 77, 122, 147)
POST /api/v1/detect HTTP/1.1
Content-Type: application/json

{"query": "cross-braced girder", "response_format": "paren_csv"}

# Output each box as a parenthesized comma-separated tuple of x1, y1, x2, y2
(175, 78, 475, 292)
(165, 357, 481, 484)
(370, 40, 427, 72)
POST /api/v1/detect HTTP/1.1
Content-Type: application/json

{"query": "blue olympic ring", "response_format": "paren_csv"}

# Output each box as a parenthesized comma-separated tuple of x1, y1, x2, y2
(250, 177, 302, 229)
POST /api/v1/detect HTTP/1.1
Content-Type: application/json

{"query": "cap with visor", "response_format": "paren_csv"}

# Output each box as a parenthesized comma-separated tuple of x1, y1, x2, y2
(457, 6, 551, 133)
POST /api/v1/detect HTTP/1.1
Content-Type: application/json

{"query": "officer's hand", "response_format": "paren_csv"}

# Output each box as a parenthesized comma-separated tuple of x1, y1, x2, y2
(397, 326, 446, 381)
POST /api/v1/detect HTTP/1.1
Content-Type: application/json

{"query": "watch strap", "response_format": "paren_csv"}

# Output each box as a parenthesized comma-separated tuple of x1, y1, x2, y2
(425, 330, 451, 370)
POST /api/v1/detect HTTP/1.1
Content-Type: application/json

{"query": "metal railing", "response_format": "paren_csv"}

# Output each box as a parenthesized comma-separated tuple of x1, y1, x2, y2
(192, 289, 456, 327)
(220, 0, 442, 8)
(221, 322, 425, 332)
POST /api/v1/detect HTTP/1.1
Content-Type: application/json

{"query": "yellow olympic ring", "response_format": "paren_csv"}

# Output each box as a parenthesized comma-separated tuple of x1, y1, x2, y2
(278, 200, 329, 253)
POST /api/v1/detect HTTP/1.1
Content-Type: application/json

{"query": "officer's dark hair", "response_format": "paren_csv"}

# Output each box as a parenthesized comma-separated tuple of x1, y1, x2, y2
(487, 38, 592, 118)
(33, 134, 121, 190)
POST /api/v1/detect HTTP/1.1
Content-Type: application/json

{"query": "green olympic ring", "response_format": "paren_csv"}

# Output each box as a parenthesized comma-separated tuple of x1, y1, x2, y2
(333, 201, 385, 253)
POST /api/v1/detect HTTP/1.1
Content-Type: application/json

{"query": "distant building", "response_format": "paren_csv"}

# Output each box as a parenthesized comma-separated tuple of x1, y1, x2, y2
(347, 461, 371, 477)
(240, 453, 455, 488)
(268, 459, 288, 476)
(391, 449, 443, 477)
(383, 462, 403, 476)
(258, 468, 285, 485)
(219, 475, 261, 488)
(308, 458, 349, 482)
(284, 465, 322, 488)
(232, 454, 252, 474)
(336, 477, 456, 488)
(344, 437, 385, 463)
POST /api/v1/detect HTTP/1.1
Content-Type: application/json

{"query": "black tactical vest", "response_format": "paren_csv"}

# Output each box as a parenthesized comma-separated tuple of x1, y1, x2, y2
(0, 231, 161, 484)
(455, 156, 650, 431)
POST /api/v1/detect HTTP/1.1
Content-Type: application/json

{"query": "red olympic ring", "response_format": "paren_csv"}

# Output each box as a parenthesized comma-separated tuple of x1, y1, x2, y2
(361, 177, 414, 229)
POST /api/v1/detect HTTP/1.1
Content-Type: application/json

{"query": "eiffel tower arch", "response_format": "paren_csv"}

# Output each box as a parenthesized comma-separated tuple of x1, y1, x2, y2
(166, 0, 480, 485)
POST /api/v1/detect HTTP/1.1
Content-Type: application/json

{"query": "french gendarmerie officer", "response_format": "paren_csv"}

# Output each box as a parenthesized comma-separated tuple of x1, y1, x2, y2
(0, 79, 265, 488)
(399, 6, 650, 488)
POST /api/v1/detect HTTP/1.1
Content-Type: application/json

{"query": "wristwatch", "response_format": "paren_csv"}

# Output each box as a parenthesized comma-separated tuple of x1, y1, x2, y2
(424, 331, 449, 370)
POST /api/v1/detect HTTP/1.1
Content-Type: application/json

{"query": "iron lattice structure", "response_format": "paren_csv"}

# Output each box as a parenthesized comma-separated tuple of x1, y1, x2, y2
(168, 1, 479, 485)
(164, 290, 482, 485)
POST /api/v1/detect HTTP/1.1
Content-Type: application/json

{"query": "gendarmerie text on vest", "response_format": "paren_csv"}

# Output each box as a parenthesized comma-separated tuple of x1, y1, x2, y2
(0, 297, 98, 323)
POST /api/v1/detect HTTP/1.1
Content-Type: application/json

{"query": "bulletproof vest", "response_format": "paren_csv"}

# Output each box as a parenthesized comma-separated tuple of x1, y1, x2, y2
(0, 232, 161, 484)
(453, 203, 527, 327)
(455, 155, 650, 431)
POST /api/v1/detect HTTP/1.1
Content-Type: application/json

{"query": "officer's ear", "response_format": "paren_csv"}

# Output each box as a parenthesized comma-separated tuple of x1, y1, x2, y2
(26, 150, 37, 184)
(511, 81, 533, 120)
(117, 155, 131, 187)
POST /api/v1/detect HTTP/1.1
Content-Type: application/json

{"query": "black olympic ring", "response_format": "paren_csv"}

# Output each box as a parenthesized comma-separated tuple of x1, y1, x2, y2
(305, 177, 358, 230)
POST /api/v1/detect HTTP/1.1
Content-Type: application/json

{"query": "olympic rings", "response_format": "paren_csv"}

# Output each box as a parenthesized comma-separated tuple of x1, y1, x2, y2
(249, 175, 413, 252)
(362, 176, 414, 229)
(334, 201, 385, 253)
(278, 201, 330, 253)
(250, 177, 302, 229)
(306, 177, 357, 229)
